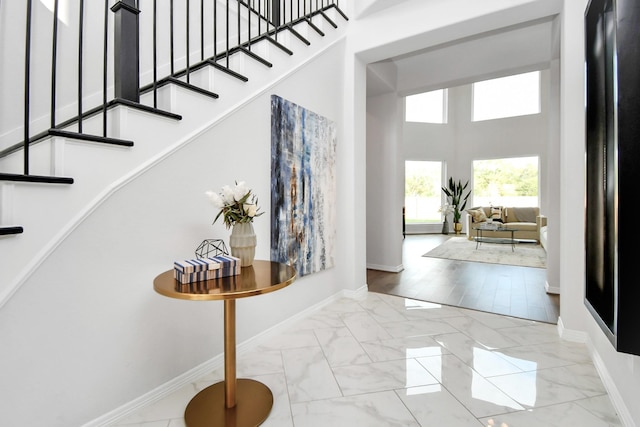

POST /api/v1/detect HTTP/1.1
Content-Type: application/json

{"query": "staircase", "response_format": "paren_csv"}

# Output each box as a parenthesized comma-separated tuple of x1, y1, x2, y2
(0, 0, 348, 305)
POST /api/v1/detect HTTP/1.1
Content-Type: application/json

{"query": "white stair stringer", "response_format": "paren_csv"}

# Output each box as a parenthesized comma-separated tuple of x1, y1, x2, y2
(0, 13, 347, 308)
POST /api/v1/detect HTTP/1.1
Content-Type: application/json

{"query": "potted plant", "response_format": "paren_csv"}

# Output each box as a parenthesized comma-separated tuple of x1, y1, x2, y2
(441, 177, 471, 234)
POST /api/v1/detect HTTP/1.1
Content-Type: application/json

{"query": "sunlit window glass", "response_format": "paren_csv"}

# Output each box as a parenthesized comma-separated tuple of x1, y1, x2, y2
(405, 161, 443, 223)
(472, 71, 540, 121)
(406, 89, 447, 124)
(472, 156, 539, 207)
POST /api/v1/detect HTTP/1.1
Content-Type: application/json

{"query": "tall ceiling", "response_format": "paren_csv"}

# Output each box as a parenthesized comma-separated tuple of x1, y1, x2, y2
(366, 14, 558, 97)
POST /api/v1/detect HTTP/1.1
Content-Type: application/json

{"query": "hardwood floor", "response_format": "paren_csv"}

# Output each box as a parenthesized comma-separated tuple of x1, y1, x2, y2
(367, 234, 560, 323)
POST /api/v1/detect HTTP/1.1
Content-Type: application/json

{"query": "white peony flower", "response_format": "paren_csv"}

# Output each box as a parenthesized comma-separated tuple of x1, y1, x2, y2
(206, 191, 225, 209)
(221, 185, 234, 204)
(233, 181, 249, 201)
(244, 204, 257, 217)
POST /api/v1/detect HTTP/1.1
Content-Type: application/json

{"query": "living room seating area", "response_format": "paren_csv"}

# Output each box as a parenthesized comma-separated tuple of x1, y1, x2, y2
(466, 206, 546, 243)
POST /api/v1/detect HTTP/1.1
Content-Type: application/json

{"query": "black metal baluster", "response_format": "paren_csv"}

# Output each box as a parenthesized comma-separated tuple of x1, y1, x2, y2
(248, 0, 251, 51)
(50, 0, 59, 129)
(258, 0, 261, 35)
(237, 0, 241, 46)
(266, 0, 270, 39)
(153, 0, 158, 108)
(186, 0, 190, 83)
(103, 0, 108, 137)
(226, 0, 229, 68)
(23, 0, 33, 174)
(200, 0, 204, 60)
(213, 0, 217, 60)
(170, 0, 175, 74)
(78, 0, 84, 133)
(320, 0, 336, 28)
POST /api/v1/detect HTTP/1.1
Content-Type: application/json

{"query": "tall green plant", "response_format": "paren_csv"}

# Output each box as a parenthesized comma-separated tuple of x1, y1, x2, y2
(442, 177, 471, 223)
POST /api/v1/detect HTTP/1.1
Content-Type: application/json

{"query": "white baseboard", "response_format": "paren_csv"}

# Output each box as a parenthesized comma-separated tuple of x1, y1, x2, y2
(366, 263, 404, 272)
(545, 280, 561, 294)
(83, 288, 359, 427)
(557, 317, 635, 427)
(556, 316, 588, 342)
(343, 284, 369, 300)
(587, 340, 636, 427)
(82, 353, 225, 427)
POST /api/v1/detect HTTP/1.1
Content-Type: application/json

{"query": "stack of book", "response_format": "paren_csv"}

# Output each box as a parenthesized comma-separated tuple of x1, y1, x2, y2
(173, 255, 241, 284)
(482, 221, 502, 230)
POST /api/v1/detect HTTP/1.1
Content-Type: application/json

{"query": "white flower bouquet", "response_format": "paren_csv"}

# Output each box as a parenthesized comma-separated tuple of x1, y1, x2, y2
(438, 203, 455, 218)
(206, 181, 263, 229)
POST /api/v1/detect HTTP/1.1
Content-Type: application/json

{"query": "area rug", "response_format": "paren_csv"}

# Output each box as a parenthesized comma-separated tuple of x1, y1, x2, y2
(423, 237, 546, 268)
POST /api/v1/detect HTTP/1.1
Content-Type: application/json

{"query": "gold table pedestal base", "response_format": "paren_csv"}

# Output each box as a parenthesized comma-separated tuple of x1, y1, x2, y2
(185, 378, 273, 427)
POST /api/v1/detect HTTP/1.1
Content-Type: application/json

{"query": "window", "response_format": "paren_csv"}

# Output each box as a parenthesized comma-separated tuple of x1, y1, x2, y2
(405, 89, 447, 124)
(405, 161, 443, 223)
(472, 156, 539, 207)
(472, 71, 540, 121)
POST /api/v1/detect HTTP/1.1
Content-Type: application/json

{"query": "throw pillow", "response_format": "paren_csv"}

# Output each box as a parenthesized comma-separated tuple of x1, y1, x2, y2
(490, 206, 503, 222)
(466, 208, 487, 223)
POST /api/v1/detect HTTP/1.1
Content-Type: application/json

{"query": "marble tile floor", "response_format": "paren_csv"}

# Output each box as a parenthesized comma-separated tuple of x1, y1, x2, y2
(111, 292, 621, 427)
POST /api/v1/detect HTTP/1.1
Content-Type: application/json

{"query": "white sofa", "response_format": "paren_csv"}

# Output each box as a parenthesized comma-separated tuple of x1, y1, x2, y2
(540, 224, 548, 250)
(466, 206, 546, 243)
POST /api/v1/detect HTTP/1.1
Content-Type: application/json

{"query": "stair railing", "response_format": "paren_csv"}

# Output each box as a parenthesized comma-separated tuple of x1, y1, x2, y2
(0, 0, 347, 180)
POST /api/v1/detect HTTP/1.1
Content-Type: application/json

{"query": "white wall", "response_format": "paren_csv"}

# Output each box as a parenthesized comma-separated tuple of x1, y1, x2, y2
(560, 0, 640, 425)
(366, 91, 404, 271)
(0, 41, 352, 427)
(544, 16, 561, 294)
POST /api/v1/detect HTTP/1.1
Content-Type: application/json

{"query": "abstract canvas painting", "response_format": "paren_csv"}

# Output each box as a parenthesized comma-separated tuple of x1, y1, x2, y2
(270, 95, 337, 277)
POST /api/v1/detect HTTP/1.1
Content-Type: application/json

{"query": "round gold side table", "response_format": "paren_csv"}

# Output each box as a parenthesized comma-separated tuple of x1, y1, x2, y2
(154, 260, 296, 427)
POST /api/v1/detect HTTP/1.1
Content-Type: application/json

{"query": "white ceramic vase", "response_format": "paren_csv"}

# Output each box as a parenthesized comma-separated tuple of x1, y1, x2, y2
(442, 218, 449, 235)
(229, 222, 256, 267)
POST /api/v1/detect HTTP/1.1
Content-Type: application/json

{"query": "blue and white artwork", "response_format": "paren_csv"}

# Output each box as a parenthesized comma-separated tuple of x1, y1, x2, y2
(270, 95, 336, 277)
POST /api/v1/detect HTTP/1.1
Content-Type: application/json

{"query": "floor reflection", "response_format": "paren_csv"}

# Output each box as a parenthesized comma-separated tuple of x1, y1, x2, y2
(111, 292, 620, 427)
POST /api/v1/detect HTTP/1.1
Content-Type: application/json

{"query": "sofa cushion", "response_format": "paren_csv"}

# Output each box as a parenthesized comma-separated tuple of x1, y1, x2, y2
(466, 208, 487, 223)
(505, 207, 539, 223)
(490, 206, 503, 221)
